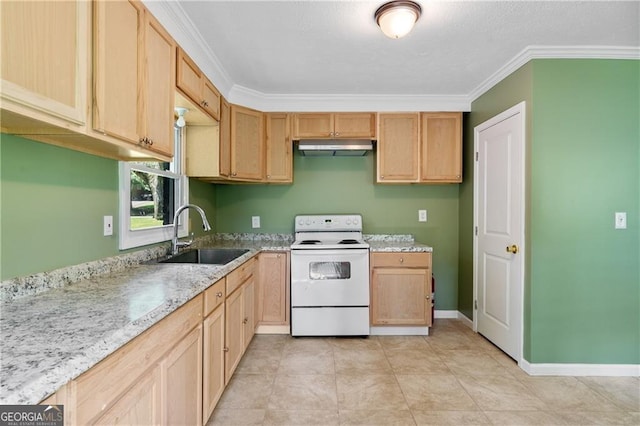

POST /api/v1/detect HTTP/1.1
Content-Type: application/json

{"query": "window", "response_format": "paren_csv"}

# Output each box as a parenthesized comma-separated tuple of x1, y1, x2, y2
(118, 128, 188, 250)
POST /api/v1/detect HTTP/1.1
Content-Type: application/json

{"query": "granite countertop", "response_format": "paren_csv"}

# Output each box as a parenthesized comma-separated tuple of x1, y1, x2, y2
(0, 233, 430, 405)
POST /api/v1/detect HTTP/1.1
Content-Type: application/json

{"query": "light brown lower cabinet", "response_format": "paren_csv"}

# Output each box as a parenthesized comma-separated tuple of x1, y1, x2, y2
(161, 324, 203, 426)
(202, 303, 225, 423)
(257, 252, 290, 325)
(370, 252, 433, 326)
(224, 286, 244, 384)
(93, 367, 161, 425)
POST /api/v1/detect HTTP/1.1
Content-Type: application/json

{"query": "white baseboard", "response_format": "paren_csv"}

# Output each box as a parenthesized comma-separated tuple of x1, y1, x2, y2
(521, 359, 640, 377)
(434, 310, 474, 329)
(434, 310, 459, 319)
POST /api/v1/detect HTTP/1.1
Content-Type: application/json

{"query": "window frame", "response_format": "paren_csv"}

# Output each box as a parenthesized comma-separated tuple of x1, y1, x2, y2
(118, 127, 189, 250)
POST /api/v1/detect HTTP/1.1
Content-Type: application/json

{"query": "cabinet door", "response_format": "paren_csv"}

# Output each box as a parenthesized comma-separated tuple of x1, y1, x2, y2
(420, 112, 462, 182)
(176, 49, 203, 109)
(230, 105, 264, 180)
(203, 305, 225, 424)
(94, 368, 160, 426)
(202, 79, 221, 121)
(265, 113, 292, 183)
(371, 268, 430, 325)
(219, 97, 231, 177)
(334, 113, 376, 138)
(258, 252, 289, 325)
(161, 324, 203, 426)
(224, 288, 244, 384)
(93, 0, 142, 144)
(143, 13, 175, 157)
(243, 280, 255, 351)
(0, 0, 88, 126)
(377, 113, 420, 182)
(294, 113, 333, 138)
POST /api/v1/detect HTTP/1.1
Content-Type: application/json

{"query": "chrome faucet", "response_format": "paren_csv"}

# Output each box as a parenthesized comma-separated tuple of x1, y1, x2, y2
(172, 204, 212, 255)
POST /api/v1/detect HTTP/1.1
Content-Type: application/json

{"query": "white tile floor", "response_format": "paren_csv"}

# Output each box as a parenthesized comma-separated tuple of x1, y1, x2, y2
(207, 319, 640, 425)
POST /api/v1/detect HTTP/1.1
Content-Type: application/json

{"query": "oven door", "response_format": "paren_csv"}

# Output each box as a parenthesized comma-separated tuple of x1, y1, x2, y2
(290, 248, 369, 307)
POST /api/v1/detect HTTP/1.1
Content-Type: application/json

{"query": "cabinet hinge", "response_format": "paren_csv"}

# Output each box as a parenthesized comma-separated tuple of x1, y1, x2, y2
(474, 300, 478, 310)
(475, 226, 478, 236)
(475, 152, 479, 161)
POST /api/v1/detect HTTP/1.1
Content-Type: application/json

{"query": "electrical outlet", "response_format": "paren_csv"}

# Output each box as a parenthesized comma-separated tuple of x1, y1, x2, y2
(615, 212, 627, 229)
(418, 209, 427, 222)
(103, 215, 113, 236)
(252, 216, 261, 229)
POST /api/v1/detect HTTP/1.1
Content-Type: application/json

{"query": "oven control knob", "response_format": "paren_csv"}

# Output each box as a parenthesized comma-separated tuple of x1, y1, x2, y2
(297, 218, 304, 226)
(305, 219, 311, 225)
(346, 219, 352, 225)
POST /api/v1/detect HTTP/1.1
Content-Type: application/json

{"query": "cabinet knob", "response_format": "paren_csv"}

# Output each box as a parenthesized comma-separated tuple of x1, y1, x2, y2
(399, 258, 404, 263)
(243, 318, 248, 324)
(148, 138, 153, 146)
(216, 291, 223, 298)
(334, 132, 340, 137)
(232, 172, 237, 176)
(425, 295, 430, 300)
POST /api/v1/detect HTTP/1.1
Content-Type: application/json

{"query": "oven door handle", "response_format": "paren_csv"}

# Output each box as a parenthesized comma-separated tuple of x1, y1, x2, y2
(291, 249, 369, 257)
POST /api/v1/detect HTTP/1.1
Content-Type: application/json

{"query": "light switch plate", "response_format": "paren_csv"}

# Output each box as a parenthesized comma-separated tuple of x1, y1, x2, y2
(615, 212, 627, 229)
(252, 216, 261, 229)
(418, 209, 427, 222)
(103, 215, 113, 236)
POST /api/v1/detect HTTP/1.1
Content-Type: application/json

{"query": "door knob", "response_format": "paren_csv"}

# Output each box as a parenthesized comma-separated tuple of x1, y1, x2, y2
(506, 244, 519, 254)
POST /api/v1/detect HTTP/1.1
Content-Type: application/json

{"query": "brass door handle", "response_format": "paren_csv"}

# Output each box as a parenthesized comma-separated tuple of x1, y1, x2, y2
(506, 244, 519, 254)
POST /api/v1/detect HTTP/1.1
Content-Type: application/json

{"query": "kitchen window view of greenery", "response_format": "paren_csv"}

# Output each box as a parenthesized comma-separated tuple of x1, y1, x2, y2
(129, 162, 175, 230)
(119, 128, 187, 249)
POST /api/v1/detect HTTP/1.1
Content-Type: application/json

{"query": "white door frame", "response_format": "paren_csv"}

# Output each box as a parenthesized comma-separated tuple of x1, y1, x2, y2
(473, 101, 526, 364)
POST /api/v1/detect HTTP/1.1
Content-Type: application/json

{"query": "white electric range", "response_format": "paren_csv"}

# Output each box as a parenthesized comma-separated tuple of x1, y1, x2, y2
(290, 214, 370, 336)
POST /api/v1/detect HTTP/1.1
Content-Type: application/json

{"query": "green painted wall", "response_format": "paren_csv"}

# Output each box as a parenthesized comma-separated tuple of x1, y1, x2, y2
(214, 154, 460, 310)
(460, 59, 639, 364)
(1, 134, 119, 279)
(0, 134, 217, 280)
(529, 59, 639, 364)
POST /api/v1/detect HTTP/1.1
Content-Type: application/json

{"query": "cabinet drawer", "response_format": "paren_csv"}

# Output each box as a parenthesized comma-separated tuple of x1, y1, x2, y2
(370, 252, 431, 268)
(226, 257, 257, 296)
(204, 278, 226, 317)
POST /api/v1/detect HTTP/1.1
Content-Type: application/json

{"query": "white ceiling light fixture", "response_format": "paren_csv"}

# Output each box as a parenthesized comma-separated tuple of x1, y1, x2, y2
(375, 0, 422, 39)
(175, 107, 188, 128)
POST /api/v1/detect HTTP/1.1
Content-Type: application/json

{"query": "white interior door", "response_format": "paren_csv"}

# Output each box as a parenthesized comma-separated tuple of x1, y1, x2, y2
(474, 102, 525, 361)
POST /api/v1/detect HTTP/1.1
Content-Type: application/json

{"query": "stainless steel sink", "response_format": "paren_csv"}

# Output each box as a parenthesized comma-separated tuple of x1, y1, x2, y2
(160, 248, 250, 265)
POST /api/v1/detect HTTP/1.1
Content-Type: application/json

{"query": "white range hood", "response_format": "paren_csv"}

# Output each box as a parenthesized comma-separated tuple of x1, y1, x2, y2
(296, 139, 374, 156)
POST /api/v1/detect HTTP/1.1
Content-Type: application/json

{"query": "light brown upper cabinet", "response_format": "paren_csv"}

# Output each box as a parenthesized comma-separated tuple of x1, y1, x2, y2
(230, 105, 264, 181)
(293, 113, 376, 139)
(377, 112, 463, 184)
(377, 113, 420, 182)
(1, 0, 89, 130)
(93, 0, 176, 158)
(177, 48, 220, 121)
(420, 112, 463, 183)
(264, 113, 293, 183)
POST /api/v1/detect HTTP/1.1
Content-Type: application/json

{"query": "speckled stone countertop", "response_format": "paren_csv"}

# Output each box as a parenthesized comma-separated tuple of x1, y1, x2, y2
(0, 233, 429, 404)
(365, 234, 433, 252)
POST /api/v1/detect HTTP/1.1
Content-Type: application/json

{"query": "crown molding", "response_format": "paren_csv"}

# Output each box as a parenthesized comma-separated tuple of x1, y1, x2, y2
(228, 85, 472, 112)
(468, 45, 640, 102)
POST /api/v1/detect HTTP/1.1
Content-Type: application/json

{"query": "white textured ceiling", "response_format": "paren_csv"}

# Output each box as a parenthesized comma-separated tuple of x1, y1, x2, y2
(148, 1, 640, 110)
